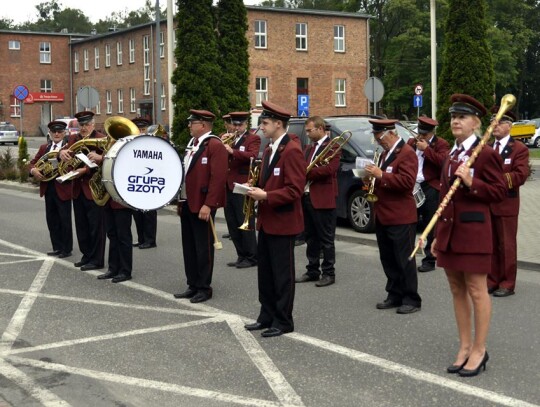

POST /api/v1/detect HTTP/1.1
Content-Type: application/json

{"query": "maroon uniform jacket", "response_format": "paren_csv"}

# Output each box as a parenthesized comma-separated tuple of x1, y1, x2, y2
(226, 131, 261, 190)
(489, 138, 529, 217)
(407, 136, 450, 190)
(304, 139, 341, 209)
(374, 140, 418, 225)
(185, 136, 228, 213)
(30, 143, 73, 201)
(435, 141, 506, 254)
(256, 134, 306, 235)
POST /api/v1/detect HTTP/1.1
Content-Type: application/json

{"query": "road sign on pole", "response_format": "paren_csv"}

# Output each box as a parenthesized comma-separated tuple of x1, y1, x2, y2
(13, 85, 29, 137)
(298, 95, 309, 117)
(414, 84, 424, 96)
(413, 95, 423, 108)
(364, 77, 384, 115)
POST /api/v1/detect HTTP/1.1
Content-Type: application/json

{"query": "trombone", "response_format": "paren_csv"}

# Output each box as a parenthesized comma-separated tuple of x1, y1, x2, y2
(306, 130, 352, 173)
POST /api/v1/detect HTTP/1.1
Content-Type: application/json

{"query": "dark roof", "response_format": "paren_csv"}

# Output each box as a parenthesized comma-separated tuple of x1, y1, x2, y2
(0, 29, 89, 38)
(245, 5, 370, 19)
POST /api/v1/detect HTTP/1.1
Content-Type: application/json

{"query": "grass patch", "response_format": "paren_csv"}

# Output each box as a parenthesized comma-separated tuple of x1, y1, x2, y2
(528, 149, 540, 159)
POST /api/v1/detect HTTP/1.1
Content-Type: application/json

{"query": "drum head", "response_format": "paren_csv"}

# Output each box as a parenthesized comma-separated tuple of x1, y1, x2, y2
(105, 135, 183, 210)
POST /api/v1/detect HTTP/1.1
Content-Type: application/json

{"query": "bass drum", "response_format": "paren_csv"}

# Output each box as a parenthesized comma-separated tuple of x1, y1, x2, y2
(102, 135, 183, 211)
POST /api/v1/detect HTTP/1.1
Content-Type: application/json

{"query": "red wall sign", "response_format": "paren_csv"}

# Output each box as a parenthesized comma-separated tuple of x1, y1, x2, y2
(24, 92, 65, 104)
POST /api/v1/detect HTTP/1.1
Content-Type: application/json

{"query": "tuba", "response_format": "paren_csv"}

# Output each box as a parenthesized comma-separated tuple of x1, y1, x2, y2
(34, 151, 60, 181)
(239, 157, 261, 231)
(57, 137, 109, 176)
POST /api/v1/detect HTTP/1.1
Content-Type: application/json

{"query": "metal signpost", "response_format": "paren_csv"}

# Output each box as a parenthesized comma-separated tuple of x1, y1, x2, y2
(364, 77, 384, 116)
(77, 86, 100, 112)
(13, 85, 29, 137)
(414, 84, 423, 117)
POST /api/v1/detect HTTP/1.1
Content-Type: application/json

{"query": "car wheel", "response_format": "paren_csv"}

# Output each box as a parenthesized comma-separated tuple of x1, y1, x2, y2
(534, 138, 540, 148)
(347, 190, 375, 233)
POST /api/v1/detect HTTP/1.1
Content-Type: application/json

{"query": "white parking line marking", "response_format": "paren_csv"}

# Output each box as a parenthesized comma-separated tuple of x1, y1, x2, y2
(0, 259, 44, 266)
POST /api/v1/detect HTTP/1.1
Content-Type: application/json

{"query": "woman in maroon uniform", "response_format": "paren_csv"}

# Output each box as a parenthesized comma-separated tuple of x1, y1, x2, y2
(433, 94, 505, 377)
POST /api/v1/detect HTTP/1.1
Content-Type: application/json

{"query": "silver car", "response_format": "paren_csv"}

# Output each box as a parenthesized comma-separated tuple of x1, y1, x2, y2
(0, 123, 19, 145)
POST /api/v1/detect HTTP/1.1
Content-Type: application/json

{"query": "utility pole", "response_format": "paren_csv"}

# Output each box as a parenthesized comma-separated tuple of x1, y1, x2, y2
(154, 0, 162, 124)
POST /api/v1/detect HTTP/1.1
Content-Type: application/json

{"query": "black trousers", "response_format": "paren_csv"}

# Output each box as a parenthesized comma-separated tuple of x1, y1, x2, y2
(375, 222, 422, 307)
(44, 184, 72, 254)
(224, 188, 257, 263)
(180, 208, 215, 294)
(303, 194, 336, 277)
(105, 206, 133, 276)
(256, 230, 296, 332)
(133, 210, 157, 245)
(73, 194, 105, 266)
(417, 182, 439, 267)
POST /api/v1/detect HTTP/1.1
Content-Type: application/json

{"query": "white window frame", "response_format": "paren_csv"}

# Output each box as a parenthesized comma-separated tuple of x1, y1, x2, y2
(255, 77, 268, 107)
(106, 90, 112, 114)
(130, 88, 136, 113)
(116, 42, 123, 65)
(334, 25, 345, 53)
(39, 42, 51, 64)
(335, 79, 346, 107)
(255, 20, 267, 49)
(10, 97, 21, 118)
(105, 44, 111, 67)
(159, 31, 165, 58)
(95, 100, 101, 115)
(94, 47, 100, 69)
(83, 49, 89, 71)
(9, 40, 20, 50)
(40, 79, 52, 93)
(143, 36, 151, 95)
(74, 51, 79, 73)
(117, 89, 124, 113)
(295, 23, 308, 51)
(160, 83, 166, 111)
(129, 39, 135, 63)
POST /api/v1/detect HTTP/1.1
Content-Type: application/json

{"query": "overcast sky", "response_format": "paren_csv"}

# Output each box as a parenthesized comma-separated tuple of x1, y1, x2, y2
(3, 0, 261, 25)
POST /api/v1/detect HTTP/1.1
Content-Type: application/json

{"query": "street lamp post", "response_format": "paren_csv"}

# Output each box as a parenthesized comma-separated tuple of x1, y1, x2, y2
(430, 0, 437, 118)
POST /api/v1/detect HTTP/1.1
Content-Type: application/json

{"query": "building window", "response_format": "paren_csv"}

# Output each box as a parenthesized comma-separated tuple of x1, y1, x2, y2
(161, 83, 166, 111)
(83, 49, 89, 71)
(334, 25, 345, 52)
(295, 23, 307, 51)
(129, 39, 135, 63)
(94, 47, 100, 69)
(143, 35, 151, 95)
(297, 78, 308, 96)
(10, 96, 21, 118)
(130, 88, 136, 113)
(106, 90, 112, 114)
(160, 31, 165, 58)
(335, 79, 346, 107)
(74, 51, 79, 73)
(255, 20, 267, 49)
(117, 89, 124, 113)
(255, 77, 268, 107)
(40, 80, 52, 93)
(9, 40, 20, 50)
(40, 42, 51, 64)
(105, 44, 111, 67)
(117, 42, 123, 65)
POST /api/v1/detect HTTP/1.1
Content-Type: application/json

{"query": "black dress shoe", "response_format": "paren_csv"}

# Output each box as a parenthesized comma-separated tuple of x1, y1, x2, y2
(97, 271, 117, 280)
(80, 263, 104, 271)
(139, 243, 157, 249)
(295, 273, 319, 283)
(190, 291, 212, 303)
(418, 264, 435, 272)
(227, 261, 239, 267)
(173, 288, 197, 299)
(447, 358, 468, 374)
(74, 260, 87, 267)
(112, 274, 132, 283)
(315, 275, 335, 287)
(57, 252, 72, 259)
(236, 260, 256, 269)
(244, 322, 270, 331)
(261, 327, 292, 338)
(493, 288, 514, 297)
(132, 242, 141, 247)
(376, 299, 401, 309)
(396, 304, 421, 314)
(459, 352, 489, 377)
(47, 250, 61, 256)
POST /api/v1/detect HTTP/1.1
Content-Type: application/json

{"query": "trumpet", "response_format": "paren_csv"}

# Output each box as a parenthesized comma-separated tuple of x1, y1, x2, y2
(239, 157, 261, 231)
(221, 131, 238, 146)
(34, 151, 60, 181)
(365, 148, 382, 202)
(306, 130, 352, 173)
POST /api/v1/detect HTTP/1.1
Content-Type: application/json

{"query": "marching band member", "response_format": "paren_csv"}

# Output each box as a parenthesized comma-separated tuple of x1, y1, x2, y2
(244, 101, 305, 337)
(29, 120, 73, 258)
(223, 111, 260, 269)
(433, 94, 505, 377)
(296, 116, 340, 287)
(407, 117, 449, 272)
(487, 108, 529, 297)
(365, 119, 422, 314)
(174, 110, 228, 303)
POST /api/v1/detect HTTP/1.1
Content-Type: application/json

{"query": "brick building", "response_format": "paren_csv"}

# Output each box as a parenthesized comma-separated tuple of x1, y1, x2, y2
(0, 6, 369, 136)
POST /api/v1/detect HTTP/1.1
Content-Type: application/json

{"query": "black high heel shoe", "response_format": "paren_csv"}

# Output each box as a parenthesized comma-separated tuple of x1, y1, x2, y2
(447, 358, 468, 374)
(458, 352, 489, 377)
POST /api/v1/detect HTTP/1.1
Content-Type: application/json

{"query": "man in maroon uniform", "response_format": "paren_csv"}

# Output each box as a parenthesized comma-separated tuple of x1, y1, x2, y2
(223, 111, 261, 268)
(244, 101, 306, 337)
(407, 117, 450, 272)
(296, 116, 340, 287)
(174, 110, 228, 303)
(365, 119, 422, 314)
(30, 120, 73, 258)
(488, 109, 529, 297)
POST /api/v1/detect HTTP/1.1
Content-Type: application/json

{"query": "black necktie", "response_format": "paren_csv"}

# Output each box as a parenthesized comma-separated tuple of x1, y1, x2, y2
(494, 141, 501, 154)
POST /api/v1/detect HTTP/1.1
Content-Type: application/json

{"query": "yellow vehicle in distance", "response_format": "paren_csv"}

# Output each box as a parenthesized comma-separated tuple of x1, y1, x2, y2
(510, 120, 536, 142)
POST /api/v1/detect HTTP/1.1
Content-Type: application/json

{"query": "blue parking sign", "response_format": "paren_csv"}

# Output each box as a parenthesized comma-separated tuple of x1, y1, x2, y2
(298, 95, 309, 117)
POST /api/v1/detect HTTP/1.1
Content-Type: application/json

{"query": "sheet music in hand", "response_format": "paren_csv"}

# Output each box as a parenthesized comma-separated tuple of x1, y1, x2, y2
(233, 182, 252, 195)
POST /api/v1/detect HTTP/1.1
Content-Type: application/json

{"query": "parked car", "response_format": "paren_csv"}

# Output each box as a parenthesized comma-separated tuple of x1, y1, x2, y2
(55, 118, 79, 137)
(0, 122, 19, 145)
(526, 127, 540, 148)
(255, 115, 415, 233)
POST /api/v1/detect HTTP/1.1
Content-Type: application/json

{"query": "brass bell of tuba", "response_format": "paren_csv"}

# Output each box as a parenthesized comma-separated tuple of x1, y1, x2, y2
(34, 151, 60, 181)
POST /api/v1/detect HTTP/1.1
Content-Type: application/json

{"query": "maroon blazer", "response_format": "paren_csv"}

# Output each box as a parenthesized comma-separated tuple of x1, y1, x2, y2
(408, 136, 450, 190)
(226, 131, 261, 190)
(185, 136, 228, 213)
(374, 140, 418, 225)
(435, 142, 506, 254)
(490, 138, 529, 217)
(30, 143, 73, 201)
(256, 134, 306, 235)
(304, 139, 341, 209)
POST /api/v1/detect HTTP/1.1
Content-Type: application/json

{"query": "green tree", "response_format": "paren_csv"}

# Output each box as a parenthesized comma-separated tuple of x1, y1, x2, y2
(0, 18, 15, 29)
(18, 0, 93, 33)
(171, 0, 221, 148)
(216, 0, 251, 119)
(436, 0, 495, 141)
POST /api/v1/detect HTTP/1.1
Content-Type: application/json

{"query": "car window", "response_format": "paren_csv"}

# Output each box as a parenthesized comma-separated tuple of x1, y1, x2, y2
(0, 124, 17, 131)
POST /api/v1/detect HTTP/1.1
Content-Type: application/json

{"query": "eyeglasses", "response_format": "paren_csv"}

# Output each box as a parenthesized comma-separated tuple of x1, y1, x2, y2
(188, 121, 204, 126)
(374, 132, 389, 144)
